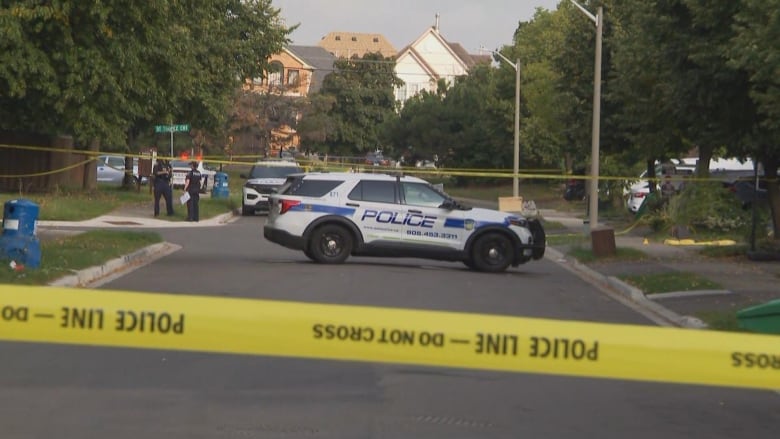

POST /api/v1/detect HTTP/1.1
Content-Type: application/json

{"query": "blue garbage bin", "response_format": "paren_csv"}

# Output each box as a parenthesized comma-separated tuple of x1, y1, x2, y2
(211, 172, 230, 199)
(2, 199, 39, 238)
(1, 199, 41, 268)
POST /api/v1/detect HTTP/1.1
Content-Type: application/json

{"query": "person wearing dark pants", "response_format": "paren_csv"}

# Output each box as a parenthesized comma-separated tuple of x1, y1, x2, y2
(184, 161, 202, 222)
(152, 159, 174, 216)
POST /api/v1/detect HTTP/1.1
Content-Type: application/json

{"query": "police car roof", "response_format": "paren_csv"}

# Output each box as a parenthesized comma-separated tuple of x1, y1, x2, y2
(302, 172, 428, 183)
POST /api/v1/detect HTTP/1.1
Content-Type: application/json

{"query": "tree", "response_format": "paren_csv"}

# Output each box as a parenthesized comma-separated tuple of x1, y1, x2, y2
(607, 0, 691, 183)
(0, 0, 292, 149)
(728, 0, 780, 237)
(318, 52, 402, 156)
(296, 93, 337, 153)
(509, 8, 571, 170)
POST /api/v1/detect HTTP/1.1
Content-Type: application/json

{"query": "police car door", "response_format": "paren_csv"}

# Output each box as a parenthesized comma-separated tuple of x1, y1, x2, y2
(399, 182, 461, 249)
(346, 179, 403, 245)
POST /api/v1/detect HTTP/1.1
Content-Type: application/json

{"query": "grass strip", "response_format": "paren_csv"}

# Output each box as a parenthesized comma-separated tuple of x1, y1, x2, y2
(618, 271, 722, 295)
(0, 230, 162, 285)
(567, 246, 647, 263)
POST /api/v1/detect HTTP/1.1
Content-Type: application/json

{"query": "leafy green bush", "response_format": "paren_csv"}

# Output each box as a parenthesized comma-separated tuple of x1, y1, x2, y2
(667, 181, 754, 233)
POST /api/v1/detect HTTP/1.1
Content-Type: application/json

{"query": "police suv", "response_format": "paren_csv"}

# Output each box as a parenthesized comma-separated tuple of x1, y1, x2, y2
(263, 172, 545, 272)
(241, 159, 303, 215)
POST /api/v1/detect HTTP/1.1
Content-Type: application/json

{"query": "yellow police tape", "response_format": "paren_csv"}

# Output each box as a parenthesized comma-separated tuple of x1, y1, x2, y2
(1, 285, 777, 390)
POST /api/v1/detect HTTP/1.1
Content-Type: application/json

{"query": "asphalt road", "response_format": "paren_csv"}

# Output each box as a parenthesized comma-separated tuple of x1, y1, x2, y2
(1, 216, 778, 438)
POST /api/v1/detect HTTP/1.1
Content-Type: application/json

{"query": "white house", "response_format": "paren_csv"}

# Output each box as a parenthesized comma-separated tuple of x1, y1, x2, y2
(394, 15, 490, 103)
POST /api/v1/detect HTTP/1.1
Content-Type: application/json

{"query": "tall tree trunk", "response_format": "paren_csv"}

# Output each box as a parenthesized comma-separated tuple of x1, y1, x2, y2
(123, 129, 136, 190)
(83, 139, 99, 190)
(646, 159, 656, 193)
(763, 155, 780, 241)
(697, 145, 713, 178)
(48, 135, 74, 190)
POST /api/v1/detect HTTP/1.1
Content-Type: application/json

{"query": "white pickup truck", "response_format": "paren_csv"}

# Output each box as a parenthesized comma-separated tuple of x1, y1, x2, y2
(170, 160, 216, 193)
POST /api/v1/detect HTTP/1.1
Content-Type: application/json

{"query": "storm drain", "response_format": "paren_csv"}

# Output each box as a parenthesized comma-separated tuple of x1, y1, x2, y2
(104, 220, 142, 225)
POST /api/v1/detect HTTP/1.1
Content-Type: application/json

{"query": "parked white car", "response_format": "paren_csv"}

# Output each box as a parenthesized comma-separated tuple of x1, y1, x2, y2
(241, 159, 303, 215)
(626, 162, 695, 213)
(170, 160, 216, 193)
(625, 157, 756, 213)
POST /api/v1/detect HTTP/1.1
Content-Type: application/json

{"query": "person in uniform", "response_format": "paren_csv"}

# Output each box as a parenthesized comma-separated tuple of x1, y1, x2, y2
(152, 159, 174, 216)
(184, 161, 202, 222)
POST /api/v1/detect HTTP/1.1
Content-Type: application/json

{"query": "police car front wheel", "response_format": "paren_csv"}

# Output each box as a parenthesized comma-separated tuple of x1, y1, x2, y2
(308, 224, 353, 264)
(471, 232, 514, 273)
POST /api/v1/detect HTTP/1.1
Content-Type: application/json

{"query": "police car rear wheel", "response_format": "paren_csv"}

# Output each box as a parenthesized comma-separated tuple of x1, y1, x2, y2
(472, 233, 513, 272)
(309, 224, 352, 264)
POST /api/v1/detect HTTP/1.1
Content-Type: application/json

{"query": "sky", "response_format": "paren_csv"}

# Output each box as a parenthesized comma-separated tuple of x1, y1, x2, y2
(271, 0, 561, 54)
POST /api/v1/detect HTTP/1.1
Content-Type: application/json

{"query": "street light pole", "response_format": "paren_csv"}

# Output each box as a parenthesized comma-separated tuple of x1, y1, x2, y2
(570, 0, 603, 231)
(492, 51, 521, 199)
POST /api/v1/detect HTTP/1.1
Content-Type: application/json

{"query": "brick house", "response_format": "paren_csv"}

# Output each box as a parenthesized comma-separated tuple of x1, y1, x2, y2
(318, 32, 397, 59)
(243, 46, 336, 155)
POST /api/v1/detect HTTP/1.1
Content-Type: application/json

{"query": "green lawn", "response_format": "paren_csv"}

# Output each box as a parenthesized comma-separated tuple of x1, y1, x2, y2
(618, 272, 722, 295)
(1, 183, 240, 222)
(1, 186, 150, 221)
(567, 246, 647, 263)
(0, 230, 162, 285)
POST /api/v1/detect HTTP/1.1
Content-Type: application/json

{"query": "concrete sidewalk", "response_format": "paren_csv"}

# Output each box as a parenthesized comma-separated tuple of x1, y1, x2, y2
(38, 210, 237, 229)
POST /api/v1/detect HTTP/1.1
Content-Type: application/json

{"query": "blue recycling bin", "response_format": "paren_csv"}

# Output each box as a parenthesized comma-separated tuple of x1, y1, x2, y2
(1, 199, 41, 268)
(211, 172, 230, 199)
(2, 199, 39, 238)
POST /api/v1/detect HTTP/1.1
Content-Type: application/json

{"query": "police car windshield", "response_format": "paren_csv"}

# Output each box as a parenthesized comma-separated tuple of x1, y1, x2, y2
(249, 166, 302, 179)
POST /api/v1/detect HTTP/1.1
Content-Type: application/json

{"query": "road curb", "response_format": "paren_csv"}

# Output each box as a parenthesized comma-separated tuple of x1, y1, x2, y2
(544, 246, 707, 329)
(48, 242, 182, 288)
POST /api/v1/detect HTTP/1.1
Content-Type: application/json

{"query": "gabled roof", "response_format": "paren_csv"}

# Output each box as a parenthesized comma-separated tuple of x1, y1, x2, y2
(318, 32, 397, 58)
(396, 27, 469, 74)
(395, 26, 491, 74)
(287, 45, 336, 93)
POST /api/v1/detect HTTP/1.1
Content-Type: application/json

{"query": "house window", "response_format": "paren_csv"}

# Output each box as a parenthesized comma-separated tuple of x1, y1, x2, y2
(268, 61, 283, 86)
(373, 37, 379, 43)
(351, 36, 357, 41)
(335, 35, 341, 41)
(287, 69, 300, 86)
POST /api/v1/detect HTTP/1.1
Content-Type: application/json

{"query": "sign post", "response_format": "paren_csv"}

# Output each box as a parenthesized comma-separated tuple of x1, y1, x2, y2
(155, 124, 190, 158)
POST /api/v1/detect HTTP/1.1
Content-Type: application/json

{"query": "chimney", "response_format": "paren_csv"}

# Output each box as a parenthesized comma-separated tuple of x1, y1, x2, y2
(434, 13, 440, 31)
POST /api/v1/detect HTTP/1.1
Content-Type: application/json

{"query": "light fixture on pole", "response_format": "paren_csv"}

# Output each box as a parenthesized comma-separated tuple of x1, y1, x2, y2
(570, 0, 603, 231)
(488, 49, 521, 199)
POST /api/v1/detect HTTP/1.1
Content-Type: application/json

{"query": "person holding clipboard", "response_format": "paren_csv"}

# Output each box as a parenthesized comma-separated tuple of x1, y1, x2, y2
(183, 161, 202, 222)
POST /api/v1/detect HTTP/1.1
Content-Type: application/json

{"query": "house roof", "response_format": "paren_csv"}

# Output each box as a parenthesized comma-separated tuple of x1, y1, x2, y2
(396, 26, 491, 72)
(446, 42, 491, 69)
(318, 32, 397, 58)
(287, 45, 336, 93)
